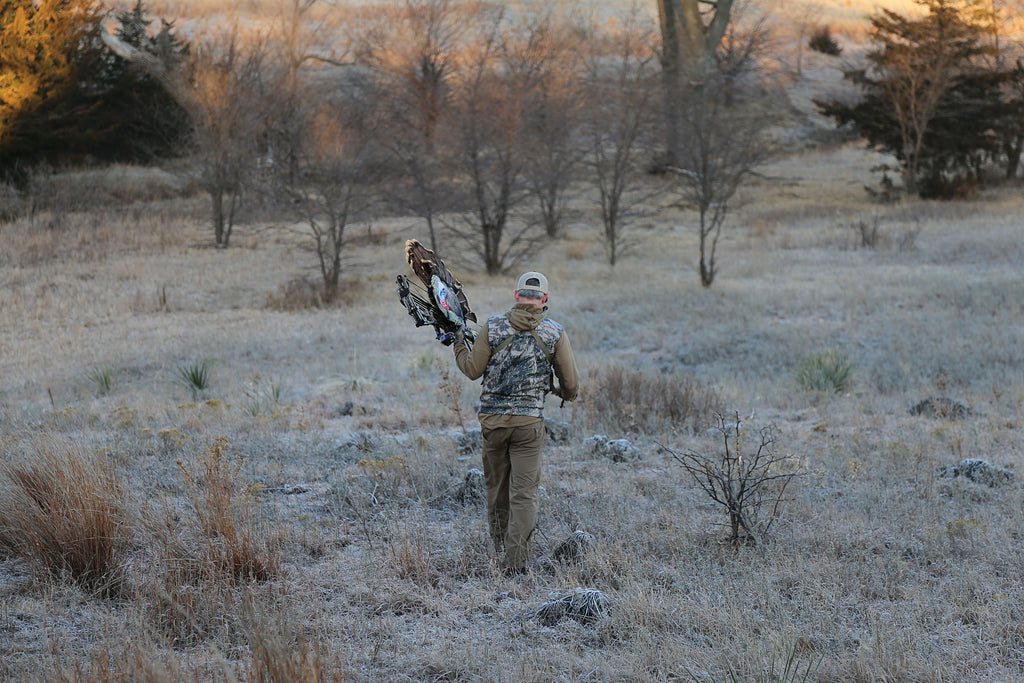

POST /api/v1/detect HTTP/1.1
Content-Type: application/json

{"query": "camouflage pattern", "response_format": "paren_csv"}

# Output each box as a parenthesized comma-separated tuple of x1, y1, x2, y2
(480, 314, 563, 417)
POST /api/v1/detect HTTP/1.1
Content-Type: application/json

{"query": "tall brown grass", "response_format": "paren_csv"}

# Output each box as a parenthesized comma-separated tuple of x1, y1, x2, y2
(177, 437, 281, 582)
(0, 443, 131, 594)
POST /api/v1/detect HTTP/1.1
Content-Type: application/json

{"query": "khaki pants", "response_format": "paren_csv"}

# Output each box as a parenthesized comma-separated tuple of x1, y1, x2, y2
(480, 419, 545, 570)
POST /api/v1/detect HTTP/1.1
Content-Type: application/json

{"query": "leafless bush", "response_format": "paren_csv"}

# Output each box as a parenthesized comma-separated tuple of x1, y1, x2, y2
(852, 216, 881, 248)
(264, 277, 325, 311)
(669, 414, 801, 545)
(0, 442, 131, 594)
(586, 366, 722, 434)
(839, 214, 920, 252)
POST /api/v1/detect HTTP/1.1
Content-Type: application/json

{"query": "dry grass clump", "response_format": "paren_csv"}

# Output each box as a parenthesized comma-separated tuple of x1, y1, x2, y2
(46, 647, 188, 683)
(0, 204, 190, 267)
(264, 277, 326, 311)
(585, 366, 722, 435)
(245, 629, 330, 683)
(0, 442, 131, 594)
(25, 166, 192, 212)
(177, 437, 281, 582)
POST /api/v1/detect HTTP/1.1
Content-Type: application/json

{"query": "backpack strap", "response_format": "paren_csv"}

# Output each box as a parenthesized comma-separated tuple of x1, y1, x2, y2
(494, 330, 563, 405)
(493, 333, 517, 356)
(528, 329, 555, 366)
(493, 330, 554, 365)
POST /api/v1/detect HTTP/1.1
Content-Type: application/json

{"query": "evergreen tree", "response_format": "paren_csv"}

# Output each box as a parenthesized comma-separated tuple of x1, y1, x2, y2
(816, 0, 1005, 198)
(95, 0, 190, 161)
(0, 0, 190, 181)
(0, 0, 106, 178)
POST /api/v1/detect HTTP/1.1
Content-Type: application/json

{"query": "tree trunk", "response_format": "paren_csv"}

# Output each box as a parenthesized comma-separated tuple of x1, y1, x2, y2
(211, 189, 225, 247)
(656, 0, 735, 165)
(698, 210, 715, 287)
(1005, 136, 1022, 179)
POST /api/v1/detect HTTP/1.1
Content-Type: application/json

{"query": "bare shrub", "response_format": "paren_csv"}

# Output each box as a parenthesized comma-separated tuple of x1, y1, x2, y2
(586, 366, 722, 434)
(851, 216, 881, 249)
(264, 277, 325, 311)
(0, 443, 131, 594)
(177, 437, 281, 582)
(669, 414, 801, 545)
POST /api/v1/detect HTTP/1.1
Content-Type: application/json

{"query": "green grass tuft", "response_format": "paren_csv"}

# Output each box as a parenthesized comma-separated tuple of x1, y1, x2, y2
(795, 349, 854, 393)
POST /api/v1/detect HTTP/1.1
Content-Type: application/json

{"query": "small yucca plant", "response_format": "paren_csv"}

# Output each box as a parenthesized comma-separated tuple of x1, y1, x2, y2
(795, 350, 853, 393)
(176, 359, 212, 400)
(87, 366, 114, 396)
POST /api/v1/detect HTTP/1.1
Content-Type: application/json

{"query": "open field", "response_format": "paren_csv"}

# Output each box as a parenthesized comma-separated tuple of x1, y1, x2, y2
(2, 135, 1024, 680)
(4, 1, 1024, 680)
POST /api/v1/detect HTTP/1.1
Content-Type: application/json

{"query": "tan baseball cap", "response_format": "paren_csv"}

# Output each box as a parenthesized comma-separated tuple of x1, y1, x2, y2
(516, 271, 548, 295)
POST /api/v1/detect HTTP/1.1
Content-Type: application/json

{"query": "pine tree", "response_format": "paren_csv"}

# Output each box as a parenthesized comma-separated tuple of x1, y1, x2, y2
(95, 0, 190, 161)
(0, 0, 189, 179)
(0, 0, 106, 178)
(815, 0, 1005, 198)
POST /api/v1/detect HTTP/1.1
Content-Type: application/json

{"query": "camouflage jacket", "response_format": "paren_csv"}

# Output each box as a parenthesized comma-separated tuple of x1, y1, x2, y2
(479, 313, 563, 417)
(452, 303, 578, 418)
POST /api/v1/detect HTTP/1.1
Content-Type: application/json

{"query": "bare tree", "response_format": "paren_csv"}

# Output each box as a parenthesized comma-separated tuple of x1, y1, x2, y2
(101, 23, 271, 248)
(272, 88, 384, 300)
(442, 9, 539, 275)
(360, 0, 477, 252)
(671, 70, 776, 287)
(580, 13, 661, 266)
(517, 13, 588, 239)
(185, 29, 272, 248)
(263, 0, 350, 184)
(869, 0, 994, 193)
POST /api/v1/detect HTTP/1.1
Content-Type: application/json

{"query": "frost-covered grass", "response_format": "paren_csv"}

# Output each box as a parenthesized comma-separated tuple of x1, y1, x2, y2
(2, 137, 1023, 681)
(3, 0, 1024, 674)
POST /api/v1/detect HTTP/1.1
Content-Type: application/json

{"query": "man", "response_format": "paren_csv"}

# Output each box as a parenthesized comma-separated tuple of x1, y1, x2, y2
(452, 271, 579, 575)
